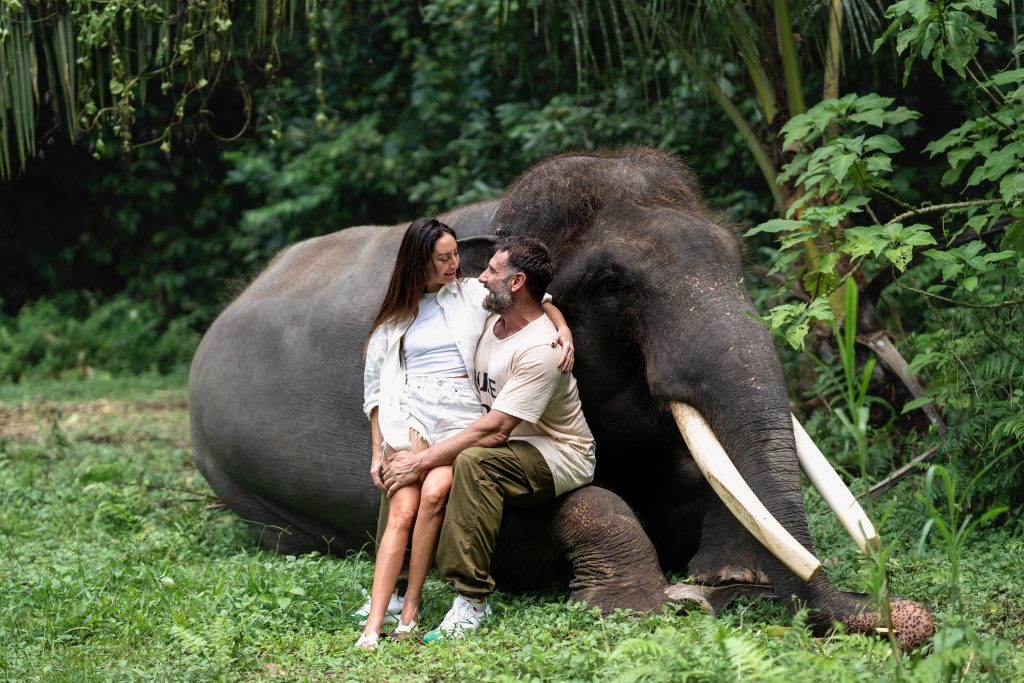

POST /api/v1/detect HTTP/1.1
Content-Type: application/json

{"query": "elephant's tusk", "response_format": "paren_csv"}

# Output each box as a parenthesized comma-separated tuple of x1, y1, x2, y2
(791, 415, 880, 554)
(669, 402, 822, 582)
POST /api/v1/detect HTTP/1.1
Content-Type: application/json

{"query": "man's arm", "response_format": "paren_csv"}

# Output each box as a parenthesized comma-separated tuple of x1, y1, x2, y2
(383, 409, 522, 496)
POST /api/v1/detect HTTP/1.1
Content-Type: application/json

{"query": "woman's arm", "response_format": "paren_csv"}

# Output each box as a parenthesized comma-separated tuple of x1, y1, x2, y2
(369, 408, 386, 491)
(364, 324, 390, 491)
(541, 301, 574, 374)
(362, 324, 389, 418)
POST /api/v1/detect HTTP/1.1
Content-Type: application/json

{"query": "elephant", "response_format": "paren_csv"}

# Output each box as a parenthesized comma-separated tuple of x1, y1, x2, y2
(188, 148, 934, 650)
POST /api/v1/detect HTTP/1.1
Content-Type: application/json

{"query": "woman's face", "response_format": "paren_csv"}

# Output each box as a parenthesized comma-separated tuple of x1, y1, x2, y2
(423, 233, 459, 292)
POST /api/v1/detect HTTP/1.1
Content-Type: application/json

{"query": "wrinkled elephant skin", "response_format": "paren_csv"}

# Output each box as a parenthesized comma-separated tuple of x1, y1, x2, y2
(189, 149, 933, 650)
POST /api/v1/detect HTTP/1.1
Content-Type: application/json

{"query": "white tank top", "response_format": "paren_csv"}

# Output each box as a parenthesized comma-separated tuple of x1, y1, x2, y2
(403, 293, 466, 377)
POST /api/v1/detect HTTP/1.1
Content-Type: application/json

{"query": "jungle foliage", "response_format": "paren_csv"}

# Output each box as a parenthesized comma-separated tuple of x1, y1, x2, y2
(0, 0, 762, 322)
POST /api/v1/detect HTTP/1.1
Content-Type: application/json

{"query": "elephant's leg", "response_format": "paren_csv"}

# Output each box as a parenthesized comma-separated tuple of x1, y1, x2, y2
(492, 487, 668, 613)
(199, 456, 358, 555)
(687, 495, 770, 586)
(558, 488, 669, 612)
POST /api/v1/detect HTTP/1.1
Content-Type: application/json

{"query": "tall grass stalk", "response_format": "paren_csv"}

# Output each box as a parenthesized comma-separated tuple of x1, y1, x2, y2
(862, 507, 905, 676)
(915, 464, 1008, 611)
(832, 283, 876, 482)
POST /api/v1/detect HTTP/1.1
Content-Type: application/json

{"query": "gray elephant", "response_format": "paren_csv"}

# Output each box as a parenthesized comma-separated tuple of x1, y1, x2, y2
(189, 148, 934, 650)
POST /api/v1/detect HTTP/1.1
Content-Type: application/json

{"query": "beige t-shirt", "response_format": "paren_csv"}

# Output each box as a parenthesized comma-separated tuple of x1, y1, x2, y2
(474, 313, 596, 495)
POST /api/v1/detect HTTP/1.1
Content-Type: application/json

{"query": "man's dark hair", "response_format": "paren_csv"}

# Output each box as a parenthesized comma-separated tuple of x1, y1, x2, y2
(496, 236, 553, 302)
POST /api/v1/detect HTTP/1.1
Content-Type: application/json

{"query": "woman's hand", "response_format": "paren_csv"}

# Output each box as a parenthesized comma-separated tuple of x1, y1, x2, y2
(370, 443, 386, 492)
(550, 325, 574, 374)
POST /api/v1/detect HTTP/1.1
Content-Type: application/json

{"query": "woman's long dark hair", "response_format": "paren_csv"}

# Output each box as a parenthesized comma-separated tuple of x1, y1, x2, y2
(367, 217, 462, 343)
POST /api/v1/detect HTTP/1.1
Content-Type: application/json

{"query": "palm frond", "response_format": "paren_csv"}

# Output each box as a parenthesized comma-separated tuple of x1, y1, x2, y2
(0, 9, 38, 176)
(0, 0, 302, 178)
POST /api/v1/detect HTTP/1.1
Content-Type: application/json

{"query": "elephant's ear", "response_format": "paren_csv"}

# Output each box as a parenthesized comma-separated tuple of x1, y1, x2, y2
(457, 235, 498, 278)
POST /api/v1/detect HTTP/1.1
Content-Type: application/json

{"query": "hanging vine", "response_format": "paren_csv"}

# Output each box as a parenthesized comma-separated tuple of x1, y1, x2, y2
(0, 0, 321, 177)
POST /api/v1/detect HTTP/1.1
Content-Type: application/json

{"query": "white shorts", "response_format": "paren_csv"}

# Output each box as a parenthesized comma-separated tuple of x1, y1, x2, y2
(402, 376, 485, 446)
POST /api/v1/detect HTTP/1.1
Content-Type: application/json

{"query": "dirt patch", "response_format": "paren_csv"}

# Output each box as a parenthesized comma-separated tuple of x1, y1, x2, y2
(0, 398, 189, 445)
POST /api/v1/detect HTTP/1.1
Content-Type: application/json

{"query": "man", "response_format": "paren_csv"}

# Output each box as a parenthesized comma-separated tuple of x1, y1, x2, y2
(383, 236, 596, 642)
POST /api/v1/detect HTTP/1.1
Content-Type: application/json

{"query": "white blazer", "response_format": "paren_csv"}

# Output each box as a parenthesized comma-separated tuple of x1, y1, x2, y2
(363, 278, 491, 450)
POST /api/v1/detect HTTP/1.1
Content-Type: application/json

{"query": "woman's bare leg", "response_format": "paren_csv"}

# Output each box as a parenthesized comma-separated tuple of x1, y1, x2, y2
(401, 456, 453, 626)
(360, 483, 420, 645)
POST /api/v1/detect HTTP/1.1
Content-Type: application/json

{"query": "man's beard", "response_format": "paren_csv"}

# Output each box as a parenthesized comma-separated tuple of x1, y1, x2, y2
(482, 277, 514, 314)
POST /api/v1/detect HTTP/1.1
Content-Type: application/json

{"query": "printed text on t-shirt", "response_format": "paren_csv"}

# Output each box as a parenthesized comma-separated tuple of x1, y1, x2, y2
(476, 372, 497, 399)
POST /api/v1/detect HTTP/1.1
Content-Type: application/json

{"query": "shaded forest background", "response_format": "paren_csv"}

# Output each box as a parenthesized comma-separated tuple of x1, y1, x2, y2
(1, 2, 1022, 508)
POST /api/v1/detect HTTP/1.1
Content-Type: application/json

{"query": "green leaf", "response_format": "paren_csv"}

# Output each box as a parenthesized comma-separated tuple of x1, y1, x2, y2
(953, 0, 998, 18)
(963, 275, 978, 291)
(902, 395, 937, 414)
(885, 244, 915, 271)
(991, 68, 1024, 85)
(828, 153, 857, 182)
(1004, 221, 1024, 254)
(744, 219, 806, 237)
(802, 269, 840, 296)
(1001, 170, 1024, 202)
(843, 226, 888, 258)
(864, 135, 904, 153)
(785, 321, 811, 350)
(849, 108, 885, 127)
(853, 93, 895, 111)
(817, 251, 840, 274)
(882, 106, 921, 125)
(864, 155, 893, 174)
(900, 224, 938, 247)
(983, 250, 1017, 264)
(971, 143, 1023, 186)
(802, 251, 842, 295)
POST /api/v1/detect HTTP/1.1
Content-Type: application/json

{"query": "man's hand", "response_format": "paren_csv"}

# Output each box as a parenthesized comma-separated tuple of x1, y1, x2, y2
(384, 449, 424, 496)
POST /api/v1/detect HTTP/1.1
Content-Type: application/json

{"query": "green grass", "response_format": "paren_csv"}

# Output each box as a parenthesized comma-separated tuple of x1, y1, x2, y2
(1, 375, 1022, 681)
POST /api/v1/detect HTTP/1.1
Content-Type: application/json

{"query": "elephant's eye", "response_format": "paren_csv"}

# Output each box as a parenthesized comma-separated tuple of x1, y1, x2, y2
(599, 271, 628, 293)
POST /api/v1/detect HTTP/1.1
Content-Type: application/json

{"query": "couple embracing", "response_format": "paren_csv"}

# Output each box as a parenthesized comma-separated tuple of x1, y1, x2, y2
(357, 218, 596, 648)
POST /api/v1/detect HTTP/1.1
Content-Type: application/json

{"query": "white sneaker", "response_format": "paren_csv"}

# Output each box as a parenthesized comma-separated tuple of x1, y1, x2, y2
(423, 595, 492, 643)
(393, 618, 418, 635)
(350, 588, 404, 626)
(354, 631, 380, 650)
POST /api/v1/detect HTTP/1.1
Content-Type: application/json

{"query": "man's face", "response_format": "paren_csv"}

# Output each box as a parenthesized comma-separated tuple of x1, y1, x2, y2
(479, 250, 515, 314)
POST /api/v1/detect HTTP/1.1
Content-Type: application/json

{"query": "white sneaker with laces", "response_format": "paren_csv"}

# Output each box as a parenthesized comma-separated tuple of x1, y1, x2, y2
(423, 595, 492, 643)
(350, 588, 404, 626)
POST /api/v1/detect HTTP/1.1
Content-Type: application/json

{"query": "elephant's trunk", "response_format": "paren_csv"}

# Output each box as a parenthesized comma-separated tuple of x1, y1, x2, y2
(644, 273, 821, 586)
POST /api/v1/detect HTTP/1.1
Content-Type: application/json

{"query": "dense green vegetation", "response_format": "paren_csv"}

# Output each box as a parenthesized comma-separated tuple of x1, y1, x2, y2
(2, 0, 1022, 678)
(1, 376, 1021, 681)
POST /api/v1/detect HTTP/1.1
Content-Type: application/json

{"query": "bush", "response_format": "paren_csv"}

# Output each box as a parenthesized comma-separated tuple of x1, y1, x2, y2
(0, 296, 198, 381)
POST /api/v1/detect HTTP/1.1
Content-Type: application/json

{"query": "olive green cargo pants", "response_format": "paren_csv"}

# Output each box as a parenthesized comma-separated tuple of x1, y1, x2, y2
(435, 441, 556, 599)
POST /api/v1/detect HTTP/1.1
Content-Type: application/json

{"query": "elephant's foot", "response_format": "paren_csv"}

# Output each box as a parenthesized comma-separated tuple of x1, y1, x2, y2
(687, 540, 770, 587)
(832, 593, 935, 652)
(571, 579, 667, 614)
(665, 582, 775, 615)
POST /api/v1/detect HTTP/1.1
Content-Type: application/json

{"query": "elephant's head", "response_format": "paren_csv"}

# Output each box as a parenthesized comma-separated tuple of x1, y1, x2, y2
(483, 148, 933, 650)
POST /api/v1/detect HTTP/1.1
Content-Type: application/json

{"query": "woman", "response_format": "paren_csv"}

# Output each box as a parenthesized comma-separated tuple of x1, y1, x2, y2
(357, 217, 573, 649)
